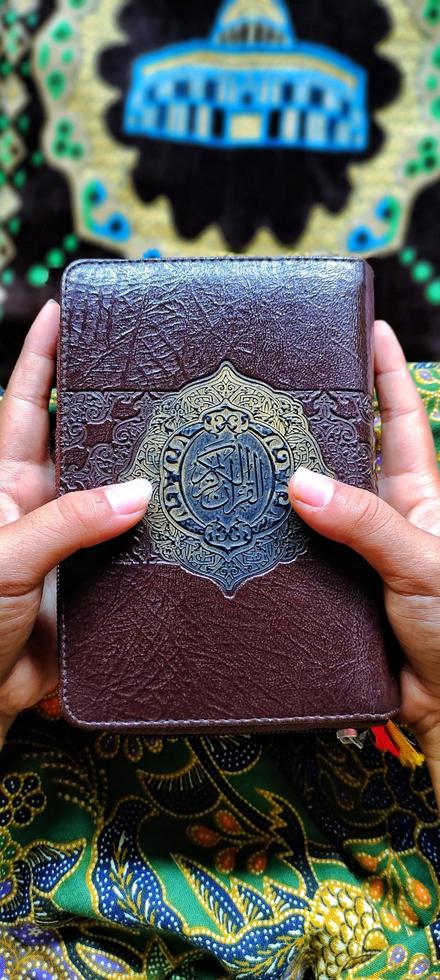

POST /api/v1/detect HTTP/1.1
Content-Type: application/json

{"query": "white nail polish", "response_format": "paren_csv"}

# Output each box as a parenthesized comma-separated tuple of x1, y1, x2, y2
(104, 478, 152, 515)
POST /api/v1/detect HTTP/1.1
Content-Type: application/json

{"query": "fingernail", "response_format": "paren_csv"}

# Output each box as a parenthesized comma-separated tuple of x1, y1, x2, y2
(45, 298, 58, 306)
(104, 478, 152, 515)
(291, 467, 335, 507)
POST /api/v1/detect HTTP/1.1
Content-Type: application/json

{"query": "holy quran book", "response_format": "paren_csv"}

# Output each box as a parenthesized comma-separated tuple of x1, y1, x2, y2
(56, 256, 399, 731)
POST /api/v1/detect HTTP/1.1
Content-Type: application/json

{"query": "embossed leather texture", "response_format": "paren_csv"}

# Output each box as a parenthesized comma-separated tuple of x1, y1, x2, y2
(57, 257, 400, 731)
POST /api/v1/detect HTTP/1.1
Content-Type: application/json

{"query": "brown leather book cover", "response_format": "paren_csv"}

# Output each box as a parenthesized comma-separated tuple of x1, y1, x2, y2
(56, 257, 400, 731)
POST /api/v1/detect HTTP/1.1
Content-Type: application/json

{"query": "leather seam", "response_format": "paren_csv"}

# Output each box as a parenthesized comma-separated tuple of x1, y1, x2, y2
(58, 573, 390, 727)
(59, 696, 398, 728)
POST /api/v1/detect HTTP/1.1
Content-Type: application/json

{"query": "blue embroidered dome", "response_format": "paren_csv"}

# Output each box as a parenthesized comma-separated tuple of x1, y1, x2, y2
(124, 0, 367, 151)
(210, 0, 295, 46)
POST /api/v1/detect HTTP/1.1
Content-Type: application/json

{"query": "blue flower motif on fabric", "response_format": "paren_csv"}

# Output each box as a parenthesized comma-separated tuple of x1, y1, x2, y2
(346, 195, 401, 252)
(81, 179, 131, 243)
(0, 830, 85, 924)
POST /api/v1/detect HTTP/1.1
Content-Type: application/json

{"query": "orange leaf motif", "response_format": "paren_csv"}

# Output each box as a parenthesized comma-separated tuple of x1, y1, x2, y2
(356, 852, 378, 871)
(247, 851, 267, 874)
(367, 877, 384, 901)
(215, 810, 242, 834)
(215, 847, 238, 873)
(408, 877, 431, 909)
(397, 893, 419, 926)
(187, 825, 221, 847)
(381, 908, 401, 931)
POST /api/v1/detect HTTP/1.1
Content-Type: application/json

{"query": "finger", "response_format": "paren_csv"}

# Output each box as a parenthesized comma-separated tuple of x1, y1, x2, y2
(0, 641, 58, 723)
(0, 300, 59, 465)
(0, 574, 58, 739)
(374, 320, 440, 516)
(0, 479, 152, 593)
(0, 639, 58, 750)
(0, 713, 16, 752)
(289, 468, 438, 594)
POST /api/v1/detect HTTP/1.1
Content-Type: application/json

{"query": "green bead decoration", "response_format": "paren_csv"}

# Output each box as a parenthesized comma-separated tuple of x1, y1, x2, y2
(52, 20, 72, 42)
(426, 75, 438, 90)
(61, 50, 74, 64)
(63, 233, 78, 251)
(57, 119, 73, 135)
(423, 154, 439, 170)
(412, 260, 433, 282)
(1, 269, 14, 286)
(38, 44, 51, 71)
(17, 114, 30, 133)
(426, 4, 440, 24)
(426, 279, 440, 303)
(405, 137, 440, 177)
(46, 248, 65, 268)
(53, 139, 67, 156)
(8, 217, 20, 234)
(31, 150, 43, 166)
(13, 169, 26, 188)
(27, 265, 49, 287)
(400, 247, 416, 266)
(47, 70, 65, 99)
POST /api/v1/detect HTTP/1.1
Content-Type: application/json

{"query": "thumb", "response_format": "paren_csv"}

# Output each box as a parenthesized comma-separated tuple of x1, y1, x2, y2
(0, 478, 152, 592)
(289, 467, 437, 594)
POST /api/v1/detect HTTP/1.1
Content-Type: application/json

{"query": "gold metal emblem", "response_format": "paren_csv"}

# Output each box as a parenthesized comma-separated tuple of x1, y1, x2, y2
(123, 363, 328, 594)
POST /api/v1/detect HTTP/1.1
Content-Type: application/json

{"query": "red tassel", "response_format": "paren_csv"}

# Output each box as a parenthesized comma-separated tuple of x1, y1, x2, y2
(371, 725, 401, 757)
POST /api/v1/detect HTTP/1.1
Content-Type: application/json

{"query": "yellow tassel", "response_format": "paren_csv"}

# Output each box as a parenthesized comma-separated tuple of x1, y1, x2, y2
(385, 721, 425, 768)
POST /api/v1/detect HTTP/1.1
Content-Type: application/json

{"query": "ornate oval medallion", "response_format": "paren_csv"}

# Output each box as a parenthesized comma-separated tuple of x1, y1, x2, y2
(123, 363, 329, 594)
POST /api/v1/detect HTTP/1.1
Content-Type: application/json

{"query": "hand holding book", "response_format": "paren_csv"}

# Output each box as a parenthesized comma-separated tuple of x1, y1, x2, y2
(0, 297, 439, 796)
(0, 300, 151, 749)
(289, 319, 440, 793)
